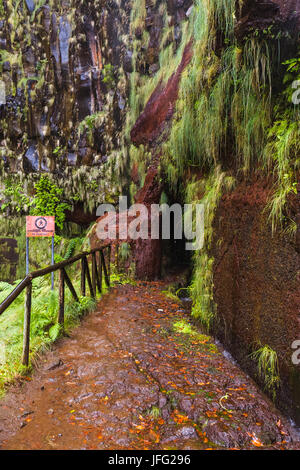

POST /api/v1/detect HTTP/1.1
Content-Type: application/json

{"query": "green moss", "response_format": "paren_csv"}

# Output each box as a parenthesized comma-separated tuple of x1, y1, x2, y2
(173, 319, 210, 344)
(155, 0, 298, 335)
(185, 168, 236, 331)
(167, 36, 272, 179)
(162, 0, 297, 232)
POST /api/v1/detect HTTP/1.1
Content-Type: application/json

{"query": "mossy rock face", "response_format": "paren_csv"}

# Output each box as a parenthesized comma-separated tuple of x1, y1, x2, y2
(0, 0, 131, 209)
(0, 238, 18, 282)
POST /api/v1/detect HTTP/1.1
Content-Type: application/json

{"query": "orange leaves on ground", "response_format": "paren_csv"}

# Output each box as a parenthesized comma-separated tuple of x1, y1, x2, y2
(135, 424, 146, 431)
(205, 410, 218, 418)
(184, 376, 192, 386)
(247, 432, 264, 447)
(149, 429, 160, 443)
(173, 410, 189, 424)
(132, 416, 147, 432)
(228, 387, 246, 391)
(196, 429, 208, 443)
(251, 438, 264, 447)
(276, 419, 288, 436)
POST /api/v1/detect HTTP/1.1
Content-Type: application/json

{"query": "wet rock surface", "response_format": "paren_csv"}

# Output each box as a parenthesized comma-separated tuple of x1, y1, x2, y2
(211, 178, 300, 426)
(0, 0, 130, 174)
(236, 0, 300, 38)
(0, 238, 18, 282)
(0, 282, 299, 450)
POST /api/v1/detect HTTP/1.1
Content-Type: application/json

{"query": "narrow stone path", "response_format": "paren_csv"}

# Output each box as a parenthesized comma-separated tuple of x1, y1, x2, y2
(0, 282, 299, 450)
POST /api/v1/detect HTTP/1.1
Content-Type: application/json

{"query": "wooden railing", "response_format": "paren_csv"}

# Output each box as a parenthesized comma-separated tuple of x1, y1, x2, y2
(0, 245, 111, 366)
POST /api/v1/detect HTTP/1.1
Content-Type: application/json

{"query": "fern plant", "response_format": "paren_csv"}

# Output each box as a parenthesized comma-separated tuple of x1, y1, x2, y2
(250, 344, 280, 399)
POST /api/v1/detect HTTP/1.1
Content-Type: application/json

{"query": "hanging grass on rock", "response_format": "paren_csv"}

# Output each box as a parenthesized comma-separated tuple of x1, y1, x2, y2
(186, 168, 236, 332)
(250, 344, 280, 400)
(153, 0, 299, 338)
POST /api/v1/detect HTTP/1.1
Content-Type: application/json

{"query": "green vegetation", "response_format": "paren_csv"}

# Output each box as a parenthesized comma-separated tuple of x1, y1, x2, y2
(78, 112, 105, 143)
(186, 169, 236, 331)
(119, 242, 131, 263)
(126, 0, 189, 137)
(1, 178, 31, 214)
(173, 318, 209, 343)
(148, 406, 161, 419)
(171, 317, 219, 355)
(0, 274, 97, 395)
(102, 63, 116, 88)
(0, 251, 135, 395)
(129, 145, 151, 190)
(250, 344, 280, 399)
(30, 176, 71, 230)
(1, 175, 71, 231)
(162, 287, 181, 303)
(264, 55, 300, 232)
(164, 0, 276, 182)
(155, 1, 298, 332)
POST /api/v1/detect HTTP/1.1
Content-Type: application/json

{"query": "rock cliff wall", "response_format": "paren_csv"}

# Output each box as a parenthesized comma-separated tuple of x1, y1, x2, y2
(0, 0, 300, 425)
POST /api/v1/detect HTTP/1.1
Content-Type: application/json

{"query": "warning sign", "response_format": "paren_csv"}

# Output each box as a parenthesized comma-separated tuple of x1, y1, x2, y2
(26, 216, 55, 237)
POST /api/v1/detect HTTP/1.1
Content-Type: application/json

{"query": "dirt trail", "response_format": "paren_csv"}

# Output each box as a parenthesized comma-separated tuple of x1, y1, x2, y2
(0, 282, 299, 450)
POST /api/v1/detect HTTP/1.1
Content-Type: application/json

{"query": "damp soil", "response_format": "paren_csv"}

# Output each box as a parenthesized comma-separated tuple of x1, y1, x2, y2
(0, 282, 299, 450)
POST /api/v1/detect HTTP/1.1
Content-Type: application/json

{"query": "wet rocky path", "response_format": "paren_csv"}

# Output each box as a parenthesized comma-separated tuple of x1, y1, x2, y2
(0, 282, 299, 450)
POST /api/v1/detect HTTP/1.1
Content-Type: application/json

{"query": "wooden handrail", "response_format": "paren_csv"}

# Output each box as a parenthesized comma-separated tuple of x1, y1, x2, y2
(0, 276, 32, 315)
(0, 245, 112, 366)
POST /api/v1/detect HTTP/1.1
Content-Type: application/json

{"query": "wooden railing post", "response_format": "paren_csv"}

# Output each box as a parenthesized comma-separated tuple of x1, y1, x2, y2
(93, 251, 102, 294)
(108, 245, 111, 280)
(58, 269, 65, 325)
(81, 256, 86, 297)
(85, 256, 95, 298)
(98, 251, 102, 293)
(0, 245, 113, 367)
(92, 252, 97, 296)
(101, 250, 110, 287)
(63, 268, 79, 302)
(115, 244, 119, 272)
(22, 281, 32, 366)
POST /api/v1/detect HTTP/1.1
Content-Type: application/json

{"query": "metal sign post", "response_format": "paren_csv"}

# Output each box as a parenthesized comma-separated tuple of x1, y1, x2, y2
(26, 216, 56, 289)
(26, 237, 29, 275)
(51, 235, 55, 290)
